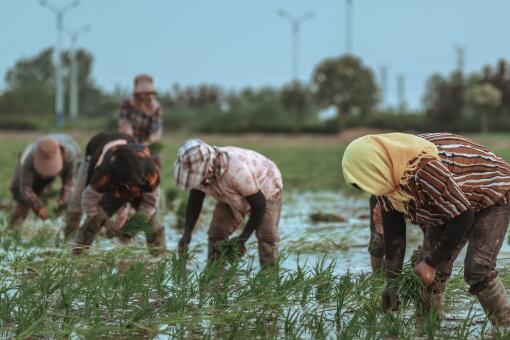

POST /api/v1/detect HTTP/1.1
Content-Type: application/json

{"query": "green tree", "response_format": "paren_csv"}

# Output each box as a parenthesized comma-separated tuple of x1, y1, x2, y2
(466, 83, 502, 134)
(423, 72, 464, 123)
(312, 55, 378, 132)
(5, 48, 54, 89)
(281, 81, 313, 132)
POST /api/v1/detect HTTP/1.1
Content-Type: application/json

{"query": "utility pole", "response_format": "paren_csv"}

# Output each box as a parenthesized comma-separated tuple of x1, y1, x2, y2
(455, 44, 467, 76)
(66, 25, 90, 120)
(379, 65, 388, 107)
(345, 0, 353, 54)
(39, 0, 80, 127)
(397, 74, 406, 114)
(277, 9, 314, 81)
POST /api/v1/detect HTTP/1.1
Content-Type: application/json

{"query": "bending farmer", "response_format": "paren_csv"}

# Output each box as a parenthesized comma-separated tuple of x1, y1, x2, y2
(173, 139, 283, 268)
(343, 132, 510, 326)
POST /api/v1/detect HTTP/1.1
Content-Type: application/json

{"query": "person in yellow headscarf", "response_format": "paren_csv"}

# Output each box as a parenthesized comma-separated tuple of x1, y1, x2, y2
(343, 132, 510, 326)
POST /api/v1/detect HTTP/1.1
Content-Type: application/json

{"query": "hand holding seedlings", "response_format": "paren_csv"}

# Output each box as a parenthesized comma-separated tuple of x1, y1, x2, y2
(37, 207, 48, 220)
(414, 261, 436, 286)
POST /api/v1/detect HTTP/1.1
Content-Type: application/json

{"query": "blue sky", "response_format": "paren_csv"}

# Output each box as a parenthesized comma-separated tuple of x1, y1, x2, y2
(1, 0, 509, 109)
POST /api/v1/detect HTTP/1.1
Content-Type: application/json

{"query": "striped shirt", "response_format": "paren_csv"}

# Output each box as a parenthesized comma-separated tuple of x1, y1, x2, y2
(377, 133, 510, 226)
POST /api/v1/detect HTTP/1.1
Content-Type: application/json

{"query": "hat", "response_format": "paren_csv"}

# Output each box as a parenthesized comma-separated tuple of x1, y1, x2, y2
(33, 138, 63, 177)
(133, 74, 155, 94)
(172, 139, 215, 190)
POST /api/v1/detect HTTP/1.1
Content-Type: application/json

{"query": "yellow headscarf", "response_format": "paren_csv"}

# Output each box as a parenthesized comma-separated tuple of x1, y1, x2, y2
(342, 133, 440, 213)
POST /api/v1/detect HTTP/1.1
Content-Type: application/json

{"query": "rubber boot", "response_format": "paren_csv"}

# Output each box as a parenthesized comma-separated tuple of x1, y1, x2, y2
(371, 255, 385, 273)
(145, 215, 166, 257)
(10, 202, 30, 226)
(258, 241, 279, 268)
(63, 212, 82, 241)
(476, 276, 510, 326)
(72, 215, 103, 255)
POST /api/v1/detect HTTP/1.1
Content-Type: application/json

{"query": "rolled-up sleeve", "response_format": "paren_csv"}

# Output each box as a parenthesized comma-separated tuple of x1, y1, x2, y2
(139, 187, 160, 216)
(82, 185, 103, 217)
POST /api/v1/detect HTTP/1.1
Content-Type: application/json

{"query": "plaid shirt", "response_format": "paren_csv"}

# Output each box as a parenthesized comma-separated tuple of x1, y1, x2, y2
(118, 100, 162, 144)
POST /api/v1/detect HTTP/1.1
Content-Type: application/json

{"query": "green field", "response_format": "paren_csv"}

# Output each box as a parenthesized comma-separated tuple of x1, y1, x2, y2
(2, 131, 510, 338)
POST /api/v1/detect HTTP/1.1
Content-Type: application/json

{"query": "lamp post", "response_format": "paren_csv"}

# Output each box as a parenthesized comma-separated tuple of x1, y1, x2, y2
(277, 9, 314, 81)
(66, 24, 90, 120)
(39, 0, 80, 127)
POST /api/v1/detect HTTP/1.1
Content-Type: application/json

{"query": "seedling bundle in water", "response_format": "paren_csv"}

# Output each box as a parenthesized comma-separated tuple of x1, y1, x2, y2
(121, 213, 151, 238)
(148, 142, 164, 154)
(398, 264, 424, 308)
(217, 238, 243, 263)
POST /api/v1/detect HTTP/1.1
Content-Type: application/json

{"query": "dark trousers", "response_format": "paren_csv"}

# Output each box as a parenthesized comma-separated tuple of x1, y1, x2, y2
(416, 203, 510, 295)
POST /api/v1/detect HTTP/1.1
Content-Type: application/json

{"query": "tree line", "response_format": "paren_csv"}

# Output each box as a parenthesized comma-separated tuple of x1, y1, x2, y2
(1, 47, 509, 133)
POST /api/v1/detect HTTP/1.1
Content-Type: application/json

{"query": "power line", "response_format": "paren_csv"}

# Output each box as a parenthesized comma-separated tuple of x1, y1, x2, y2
(277, 9, 314, 81)
(39, 0, 80, 127)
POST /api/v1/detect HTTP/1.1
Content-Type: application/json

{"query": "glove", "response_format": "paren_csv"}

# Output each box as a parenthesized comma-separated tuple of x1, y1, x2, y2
(382, 286, 400, 312)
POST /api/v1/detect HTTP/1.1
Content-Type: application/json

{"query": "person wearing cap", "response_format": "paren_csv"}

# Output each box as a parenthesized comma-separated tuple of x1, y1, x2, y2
(173, 139, 283, 268)
(10, 134, 80, 225)
(71, 133, 165, 256)
(63, 131, 136, 239)
(342, 132, 510, 325)
(118, 74, 162, 145)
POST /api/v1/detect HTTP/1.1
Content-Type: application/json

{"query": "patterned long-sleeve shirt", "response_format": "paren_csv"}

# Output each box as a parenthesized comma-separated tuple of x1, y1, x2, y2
(14, 134, 80, 210)
(377, 133, 510, 227)
(118, 99, 162, 145)
(82, 144, 161, 216)
(197, 147, 283, 222)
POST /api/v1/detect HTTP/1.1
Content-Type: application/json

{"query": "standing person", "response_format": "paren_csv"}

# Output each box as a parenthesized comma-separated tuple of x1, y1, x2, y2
(64, 131, 135, 239)
(118, 74, 162, 146)
(342, 132, 510, 325)
(71, 138, 165, 256)
(173, 139, 283, 268)
(10, 134, 80, 226)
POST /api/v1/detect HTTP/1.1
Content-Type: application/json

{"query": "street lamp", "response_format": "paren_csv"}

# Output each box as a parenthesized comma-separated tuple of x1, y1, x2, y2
(66, 24, 90, 120)
(277, 9, 314, 81)
(39, 0, 80, 127)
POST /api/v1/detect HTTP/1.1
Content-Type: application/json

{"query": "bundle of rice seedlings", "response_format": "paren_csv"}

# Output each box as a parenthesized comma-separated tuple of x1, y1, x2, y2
(165, 188, 179, 204)
(216, 238, 243, 263)
(148, 142, 164, 154)
(120, 213, 151, 238)
(399, 264, 423, 308)
(309, 212, 346, 223)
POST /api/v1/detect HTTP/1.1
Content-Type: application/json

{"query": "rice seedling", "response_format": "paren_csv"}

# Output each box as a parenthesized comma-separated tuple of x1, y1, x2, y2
(216, 238, 244, 263)
(309, 211, 347, 223)
(148, 142, 164, 154)
(398, 264, 424, 308)
(120, 212, 151, 238)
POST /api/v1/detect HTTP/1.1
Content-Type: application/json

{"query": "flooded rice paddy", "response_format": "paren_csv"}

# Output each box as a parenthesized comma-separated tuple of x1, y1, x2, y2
(1, 191, 510, 338)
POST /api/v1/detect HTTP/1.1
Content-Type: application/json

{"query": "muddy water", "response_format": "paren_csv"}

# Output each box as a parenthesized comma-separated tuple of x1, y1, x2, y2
(161, 191, 510, 274)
